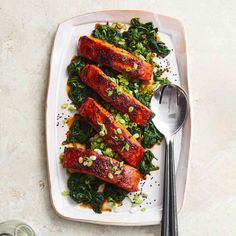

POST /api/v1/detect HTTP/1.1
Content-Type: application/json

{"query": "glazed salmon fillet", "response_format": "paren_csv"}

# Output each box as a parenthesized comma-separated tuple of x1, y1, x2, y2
(78, 97, 145, 167)
(78, 36, 154, 81)
(80, 64, 153, 126)
(63, 147, 141, 192)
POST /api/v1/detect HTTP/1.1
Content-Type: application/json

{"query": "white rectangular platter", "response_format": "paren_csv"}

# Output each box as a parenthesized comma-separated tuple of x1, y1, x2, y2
(46, 10, 191, 226)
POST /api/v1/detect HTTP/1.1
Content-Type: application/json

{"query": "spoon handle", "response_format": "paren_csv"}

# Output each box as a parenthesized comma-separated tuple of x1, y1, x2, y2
(161, 138, 170, 236)
(169, 138, 178, 236)
(161, 137, 178, 236)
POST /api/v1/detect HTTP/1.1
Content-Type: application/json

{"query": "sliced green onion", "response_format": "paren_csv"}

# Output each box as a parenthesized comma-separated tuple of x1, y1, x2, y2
(118, 39, 126, 45)
(126, 63, 138, 72)
(109, 158, 114, 165)
(98, 122, 108, 135)
(83, 161, 88, 166)
(106, 88, 113, 96)
(87, 161, 93, 167)
(97, 137, 103, 143)
(108, 173, 114, 179)
(114, 170, 122, 175)
(99, 131, 105, 136)
(61, 103, 68, 109)
(119, 119, 125, 124)
(136, 198, 143, 204)
(61, 190, 70, 196)
(90, 155, 97, 161)
(68, 104, 76, 112)
(94, 149, 102, 155)
(128, 106, 134, 112)
(104, 148, 113, 156)
(117, 128, 122, 134)
(116, 87, 123, 95)
(121, 143, 130, 151)
(112, 136, 119, 141)
(132, 133, 140, 139)
(119, 161, 124, 168)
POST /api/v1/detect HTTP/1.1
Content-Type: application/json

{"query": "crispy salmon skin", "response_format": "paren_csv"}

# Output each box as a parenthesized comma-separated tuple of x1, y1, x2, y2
(80, 64, 153, 126)
(78, 36, 154, 81)
(63, 147, 141, 192)
(78, 97, 145, 167)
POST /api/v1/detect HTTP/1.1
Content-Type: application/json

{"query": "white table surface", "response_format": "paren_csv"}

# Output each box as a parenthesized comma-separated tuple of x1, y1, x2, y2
(0, 0, 236, 235)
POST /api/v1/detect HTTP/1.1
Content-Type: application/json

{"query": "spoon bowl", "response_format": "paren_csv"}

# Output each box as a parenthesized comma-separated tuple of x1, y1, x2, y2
(151, 84, 189, 137)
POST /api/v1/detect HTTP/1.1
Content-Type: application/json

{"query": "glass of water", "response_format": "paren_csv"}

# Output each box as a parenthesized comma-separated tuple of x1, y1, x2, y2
(0, 220, 36, 236)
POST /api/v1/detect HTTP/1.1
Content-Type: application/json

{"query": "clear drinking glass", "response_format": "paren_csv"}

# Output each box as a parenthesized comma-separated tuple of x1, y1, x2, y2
(0, 220, 36, 236)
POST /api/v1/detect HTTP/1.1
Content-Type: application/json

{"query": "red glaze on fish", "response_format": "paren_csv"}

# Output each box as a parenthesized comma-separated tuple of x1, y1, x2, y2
(78, 97, 145, 167)
(63, 147, 141, 192)
(80, 64, 153, 126)
(78, 36, 154, 81)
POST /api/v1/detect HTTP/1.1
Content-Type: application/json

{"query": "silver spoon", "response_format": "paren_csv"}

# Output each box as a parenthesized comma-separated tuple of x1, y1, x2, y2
(151, 84, 189, 236)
